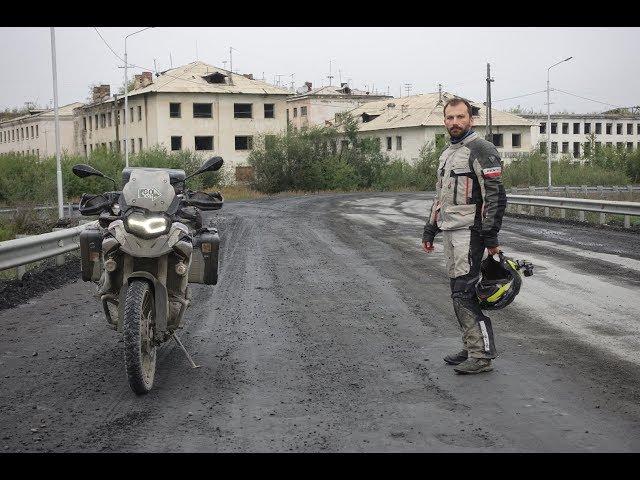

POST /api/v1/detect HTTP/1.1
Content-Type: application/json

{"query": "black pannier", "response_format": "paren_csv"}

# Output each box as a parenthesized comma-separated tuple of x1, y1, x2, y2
(188, 227, 220, 285)
(79, 227, 103, 282)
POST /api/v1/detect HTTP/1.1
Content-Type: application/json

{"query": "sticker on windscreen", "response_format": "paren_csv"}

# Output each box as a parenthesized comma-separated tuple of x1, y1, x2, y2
(138, 187, 162, 201)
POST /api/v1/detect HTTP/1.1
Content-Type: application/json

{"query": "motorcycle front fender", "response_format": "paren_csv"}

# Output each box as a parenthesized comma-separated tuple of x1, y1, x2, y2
(117, 271, 169, 338)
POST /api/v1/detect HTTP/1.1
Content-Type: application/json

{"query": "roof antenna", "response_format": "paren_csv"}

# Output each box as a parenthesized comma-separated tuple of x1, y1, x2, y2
(327, 59, 334, 86)
(169, 52, 173, 68)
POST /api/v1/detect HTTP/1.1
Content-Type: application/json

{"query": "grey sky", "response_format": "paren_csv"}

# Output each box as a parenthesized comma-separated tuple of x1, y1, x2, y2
(1, 27, 638, 114)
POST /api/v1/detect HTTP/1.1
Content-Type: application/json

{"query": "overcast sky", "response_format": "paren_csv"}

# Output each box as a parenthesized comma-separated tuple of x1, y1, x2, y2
(1, 27, 638, 114)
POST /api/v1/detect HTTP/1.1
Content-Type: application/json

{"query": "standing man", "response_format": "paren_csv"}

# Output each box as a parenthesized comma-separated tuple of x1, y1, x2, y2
(422, 98, 507, 374)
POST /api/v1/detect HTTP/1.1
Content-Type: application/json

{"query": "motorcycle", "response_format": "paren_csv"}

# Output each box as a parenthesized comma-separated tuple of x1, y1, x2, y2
(72, 156, 224, 394)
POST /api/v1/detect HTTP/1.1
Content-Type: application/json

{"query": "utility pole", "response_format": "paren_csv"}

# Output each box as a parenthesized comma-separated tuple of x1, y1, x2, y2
(222, 60, 227, 70)
(486, 63, 494, 141)
(327, 60, 334, 86)
(437, 83, 443, 105)
(404, 83, 412, 97)
(169, 52, 173, 68)
(50, 27, 64, 221)
(153, 58, 158, 76)
(546, 56, 573, 190)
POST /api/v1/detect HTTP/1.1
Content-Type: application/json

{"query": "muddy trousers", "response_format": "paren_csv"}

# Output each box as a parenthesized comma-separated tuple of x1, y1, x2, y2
(442, 228, 497, 359)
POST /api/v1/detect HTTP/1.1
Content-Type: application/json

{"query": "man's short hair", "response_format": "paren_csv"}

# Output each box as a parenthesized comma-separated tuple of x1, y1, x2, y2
(443, 98, 473, 118)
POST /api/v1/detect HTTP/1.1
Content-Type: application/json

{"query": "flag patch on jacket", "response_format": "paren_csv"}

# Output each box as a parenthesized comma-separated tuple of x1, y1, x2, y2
(482, 166, 502, 178)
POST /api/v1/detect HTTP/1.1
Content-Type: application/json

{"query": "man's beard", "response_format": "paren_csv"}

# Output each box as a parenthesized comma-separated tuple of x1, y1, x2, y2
(448, 126, 470, 138)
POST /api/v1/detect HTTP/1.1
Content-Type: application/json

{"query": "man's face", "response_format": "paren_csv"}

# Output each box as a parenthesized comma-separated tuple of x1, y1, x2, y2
(444, 103, 473, 137)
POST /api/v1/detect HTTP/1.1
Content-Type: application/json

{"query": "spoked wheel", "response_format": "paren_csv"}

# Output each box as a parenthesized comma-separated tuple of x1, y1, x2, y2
(123, 280, 157, 394)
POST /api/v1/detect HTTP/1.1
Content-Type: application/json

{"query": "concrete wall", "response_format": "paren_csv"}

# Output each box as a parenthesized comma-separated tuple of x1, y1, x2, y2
(0, 115, 76, 157)
(287, 96, 383, 129)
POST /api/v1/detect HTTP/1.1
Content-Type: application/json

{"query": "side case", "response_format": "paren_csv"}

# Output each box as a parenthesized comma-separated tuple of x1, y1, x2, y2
(79, 227, 103, 282)
(188, 228, 220, 285)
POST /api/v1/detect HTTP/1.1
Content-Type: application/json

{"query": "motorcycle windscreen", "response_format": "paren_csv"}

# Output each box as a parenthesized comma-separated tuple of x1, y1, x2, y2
(121, 169, 176, 212)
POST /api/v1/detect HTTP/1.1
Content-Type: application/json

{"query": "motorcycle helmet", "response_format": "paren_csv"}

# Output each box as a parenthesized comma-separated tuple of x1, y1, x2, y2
(476, 252, 533, 310)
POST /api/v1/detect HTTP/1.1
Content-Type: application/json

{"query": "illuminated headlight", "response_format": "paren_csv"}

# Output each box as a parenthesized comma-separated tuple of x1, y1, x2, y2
(124, 212, 170, 239)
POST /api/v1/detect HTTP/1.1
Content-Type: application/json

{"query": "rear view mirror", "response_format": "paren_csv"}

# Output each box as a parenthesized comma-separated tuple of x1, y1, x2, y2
(198, 156, 224, 174)
(72, 164, 105, 178)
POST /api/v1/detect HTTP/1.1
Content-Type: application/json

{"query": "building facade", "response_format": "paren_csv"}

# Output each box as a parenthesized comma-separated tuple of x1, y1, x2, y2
(75, 62, 292, 179)
(524, 111, 640, 159)
(286, 83, 391, 130)
(336, 92, 535, 164)
(0, 102, 83, 158)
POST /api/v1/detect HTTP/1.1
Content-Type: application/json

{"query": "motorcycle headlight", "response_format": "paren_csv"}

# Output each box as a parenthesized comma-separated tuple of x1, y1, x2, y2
(124, 211, 170, 239)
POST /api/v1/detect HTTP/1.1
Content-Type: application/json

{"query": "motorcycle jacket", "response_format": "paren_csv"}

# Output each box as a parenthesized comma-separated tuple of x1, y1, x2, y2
(422, 130, 507, 248)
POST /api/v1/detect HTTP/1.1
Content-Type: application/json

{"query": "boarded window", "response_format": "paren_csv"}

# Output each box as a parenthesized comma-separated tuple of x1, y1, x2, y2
(195, 136, 213, 151)
(171, 136, 182, 151)
(170, 103, 181, 118)
(235, 136, 253, 150)
(234, 103, 252, 119)
(264, 104, 275, 119)
(512, 133, 521, 148)
(193, 103, 212, 118)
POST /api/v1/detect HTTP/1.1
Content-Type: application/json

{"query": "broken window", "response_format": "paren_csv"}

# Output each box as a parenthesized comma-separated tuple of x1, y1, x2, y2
(362, 113, 380, 123)
(627, 123, 633, 135)
(551, 122, 557, 134)
(540, 142, 547, 154)
(386, 136, 392, 151)
(202, 72, 227, 84)
(627, 142, 633, 151)
(101, 113, 106, 128)
(573, 123, 580, 134)
(293, 108, 298, 118)
(562, 123, 569, 134)
(539, 122, 546, 134)
(301, 106, 308, 117)
(170, 103, 181, 118)
(595, 123, 602, 134)
(171, 136, 182, 151)
(138, 138, 143, 151)
(492, 134, 503, 147)
(235, 136, 253, 150)
(264, 104, 275, 119)
(616, 124, 622, 135)
(95, 114, 99, 129)
(512, 133, 521, 148)
(584, 123, 591, 134)
(562, 142, 569, 153)
(396, 136, 402, 150)
(637, 124, 640, 135)
(551, 142, 558, 154)
(129, 108, 134, 122)
(193, 103, 212, 118)
(130, 138, 135, 154)
(606, 123, 612, 134)
(137, 106, 142, 122)
(30, 126, 34, 138)
(234, 103, 253, 119)
(195, 136, 213, 151)
(573, 142, 580, 157)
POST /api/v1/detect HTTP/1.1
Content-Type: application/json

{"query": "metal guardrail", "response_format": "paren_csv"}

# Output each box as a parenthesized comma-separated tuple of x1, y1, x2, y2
(506, 195, 640, 228)
(509, 185, 640, 194)
(0, 221, 97, 273)
(0, 203, 77, 215)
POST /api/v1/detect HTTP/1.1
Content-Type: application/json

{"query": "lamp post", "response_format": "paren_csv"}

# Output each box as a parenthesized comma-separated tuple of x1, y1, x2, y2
(546, 56, 573, 190)
(50, 27, 64, 221)
(124, 27, 153, 168)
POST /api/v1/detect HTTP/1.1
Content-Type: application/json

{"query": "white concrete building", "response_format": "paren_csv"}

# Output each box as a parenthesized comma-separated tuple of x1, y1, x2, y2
(286, 82, 391, 130)
(524, 110, 640, 159)
(75, 61, 292, 179)
(0, 102, 83, 158)
(336, 92, 535, 164)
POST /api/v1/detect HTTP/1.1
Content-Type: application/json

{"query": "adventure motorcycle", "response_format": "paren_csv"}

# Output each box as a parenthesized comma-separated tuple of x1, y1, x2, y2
(72, 157, 224, 394)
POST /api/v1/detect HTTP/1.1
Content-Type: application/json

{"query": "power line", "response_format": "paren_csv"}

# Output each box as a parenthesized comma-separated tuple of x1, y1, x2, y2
(93, 27, 126, 64)
(492, 90, 547, 103)
(552, 87, 622, 108)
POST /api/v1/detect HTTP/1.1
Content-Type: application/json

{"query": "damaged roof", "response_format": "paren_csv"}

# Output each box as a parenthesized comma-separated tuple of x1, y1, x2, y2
(337, 92, 535, 132)
(0, 102, 84, 125)
(289, 85, 390, 101)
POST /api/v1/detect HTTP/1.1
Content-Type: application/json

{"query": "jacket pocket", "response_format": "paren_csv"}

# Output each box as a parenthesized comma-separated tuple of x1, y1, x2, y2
(450, 169, 474, 205)
(440, 204, 476, 230)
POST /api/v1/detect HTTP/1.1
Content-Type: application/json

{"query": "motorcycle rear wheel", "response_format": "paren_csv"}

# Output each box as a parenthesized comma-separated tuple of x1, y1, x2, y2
(123, 280, 157, 394)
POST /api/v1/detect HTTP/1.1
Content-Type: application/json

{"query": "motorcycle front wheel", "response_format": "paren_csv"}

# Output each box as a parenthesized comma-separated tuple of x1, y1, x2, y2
(123, 280, 157, 394)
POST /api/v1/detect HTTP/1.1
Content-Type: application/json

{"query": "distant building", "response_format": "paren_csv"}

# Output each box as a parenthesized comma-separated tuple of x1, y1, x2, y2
(75, 61, 292, 179)
(334, 92, 535, 164)
(0, 102, 83, 158)
(286, 82, 391, 130)
(524, 109, 640, 158)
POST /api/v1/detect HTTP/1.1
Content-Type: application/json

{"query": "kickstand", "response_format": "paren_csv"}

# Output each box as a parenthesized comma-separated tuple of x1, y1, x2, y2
(172, 333, 201, 369)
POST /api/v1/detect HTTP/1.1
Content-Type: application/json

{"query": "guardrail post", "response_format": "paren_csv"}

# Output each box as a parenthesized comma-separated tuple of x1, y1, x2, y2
(579, 210, 585, 222)
(544, 206, 550, 217)
(14, 234, 30, 280)
(52, 227, 66, 266)
(559, 208, 566, 219)
(624, 215, 631, 228)
(599, 212, 606, 224)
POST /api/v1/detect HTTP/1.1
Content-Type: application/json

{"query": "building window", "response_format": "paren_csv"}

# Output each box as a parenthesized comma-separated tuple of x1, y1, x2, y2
(562, 142, 569, 153)
(301, 106, 308, 117)
(286, 109, 290, 123)
(264, 104, 275, 119)
(137, 106, 142, 122)
(90, 144, 93, 153)
(194, 136, 213, 151)
(584, 123, 591, 134)
(170, 103, 181, 118)
(94, 114, 98, 129)
(551, 142, 558, 154)
(562, 123, 569, 134)
(573, 123, 580, 134)
(512, 133, 521, 148)
(606, 123, 612, 135)
(234, 103, 253, 119)
(606, 142, 612, 148)
(396, 136, 402, 150)
(616, 124, 622, 135)
(551, 123, 557, 134)
(138, 138, 143, 151)
(36, 149, 39, 158)
(595, 123, 602, 134)
(386, 136, 392, 150)
(122, 140, 125, 152)
(30, 126, 34, 138)
(171, 136, 182, 151)
(108, 112, 112, 127)
(627, 142, 633, 151)
(235, 136, 253, 150)
(637, 124, 640, 135)
(584, 142, 591, 156)
(627, 123, 633, 135)
(293, 107, 298, 118)
(492, 134, 503, 147)
(129, 108, 134, 122)
(539, 122, 546, 134)
(573, 142, 580, 157)
(100, 113, 106, 128)
(539, 142, 546, 153)
(131, 138, 135, 154)
(617, 142, 624, 151)
(21, 128, 24, 140)
(193, 103, 212, 118)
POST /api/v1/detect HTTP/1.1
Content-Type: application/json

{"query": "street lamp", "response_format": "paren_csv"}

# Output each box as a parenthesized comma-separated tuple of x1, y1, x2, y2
(546, 56, 573, 190)
(124, 27, 153, 168)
